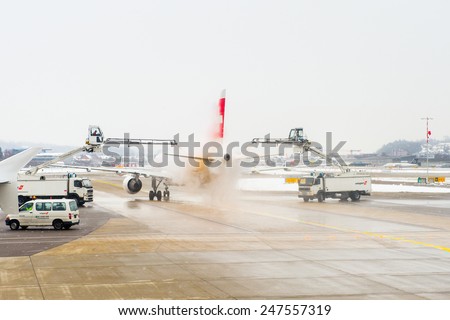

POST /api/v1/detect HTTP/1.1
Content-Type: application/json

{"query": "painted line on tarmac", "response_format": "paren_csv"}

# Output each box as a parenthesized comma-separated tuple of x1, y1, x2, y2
(248, 210, 450, 254)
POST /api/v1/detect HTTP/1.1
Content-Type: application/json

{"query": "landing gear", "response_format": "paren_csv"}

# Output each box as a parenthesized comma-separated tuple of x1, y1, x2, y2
(149, 190, 162, 201)
(148, 178, 170, 201)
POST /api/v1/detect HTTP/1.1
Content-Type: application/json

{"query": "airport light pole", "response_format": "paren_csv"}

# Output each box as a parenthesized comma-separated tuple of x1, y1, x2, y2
(421, 117, 433, 184)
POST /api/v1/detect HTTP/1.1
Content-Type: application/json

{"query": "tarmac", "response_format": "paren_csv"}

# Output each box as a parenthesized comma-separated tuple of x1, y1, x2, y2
(1, 176, 450, 299)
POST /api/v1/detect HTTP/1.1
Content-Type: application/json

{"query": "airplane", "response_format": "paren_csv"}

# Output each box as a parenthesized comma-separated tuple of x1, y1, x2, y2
(94, 90, 241, 200)
(47, 90, 241, 201)
(165, 90, 284, 190)
(45, 90, 267, 201)
(0, 147, 41, 215)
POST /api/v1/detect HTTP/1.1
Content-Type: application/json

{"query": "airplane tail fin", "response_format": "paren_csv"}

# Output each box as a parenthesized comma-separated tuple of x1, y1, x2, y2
(0, 147, 41, 214)
(216, 89, 226, 140)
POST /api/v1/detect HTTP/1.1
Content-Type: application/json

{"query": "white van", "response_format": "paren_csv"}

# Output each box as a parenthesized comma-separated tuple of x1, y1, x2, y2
(5, 199, 80, 230)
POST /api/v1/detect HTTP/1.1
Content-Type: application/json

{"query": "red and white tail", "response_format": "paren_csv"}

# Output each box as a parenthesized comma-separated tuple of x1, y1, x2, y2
(217, 89, 226, 140)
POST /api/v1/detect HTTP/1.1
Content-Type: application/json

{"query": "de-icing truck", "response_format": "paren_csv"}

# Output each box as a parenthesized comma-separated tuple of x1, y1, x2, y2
(252, 127, 372, 202)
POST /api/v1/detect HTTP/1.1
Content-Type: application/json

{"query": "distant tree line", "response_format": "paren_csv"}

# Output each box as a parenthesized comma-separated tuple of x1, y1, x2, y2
(376, 138, 450, 157)
(377, 140, 424, 156)
(0, 147, 27, 161)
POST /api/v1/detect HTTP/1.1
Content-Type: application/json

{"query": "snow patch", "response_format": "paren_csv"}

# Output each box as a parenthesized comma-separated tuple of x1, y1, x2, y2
(238, 178, 450, 193)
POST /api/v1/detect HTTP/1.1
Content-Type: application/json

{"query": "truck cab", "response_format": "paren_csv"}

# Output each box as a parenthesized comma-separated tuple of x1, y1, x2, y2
(298, 175, 323, 201)
(288, 128, 305, 142)
(71, 177, 93, 205)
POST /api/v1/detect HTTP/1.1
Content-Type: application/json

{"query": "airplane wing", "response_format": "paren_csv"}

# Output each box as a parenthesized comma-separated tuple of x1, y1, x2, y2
(50, 164, 173, 181)
(165, 153, 214, 162)
(0, 147, 41, 214)
(48, 163, 174, 201)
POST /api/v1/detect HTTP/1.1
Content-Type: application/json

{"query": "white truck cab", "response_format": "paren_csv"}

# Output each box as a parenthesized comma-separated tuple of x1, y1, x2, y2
(5, 199, 80, 230)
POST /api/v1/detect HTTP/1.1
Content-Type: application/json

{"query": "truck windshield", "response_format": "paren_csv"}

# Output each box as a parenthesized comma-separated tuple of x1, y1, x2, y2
(298, 177, 315, 186)
(82, 179, 92, 188)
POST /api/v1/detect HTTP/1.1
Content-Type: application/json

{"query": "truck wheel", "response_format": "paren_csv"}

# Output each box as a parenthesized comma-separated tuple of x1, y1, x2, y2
(317, 192, 325, 203)
(53, 219, 64, 230)
(303, 197, 310, 202)
(350, 192, 361, 201)
(9, 220, 20, 230)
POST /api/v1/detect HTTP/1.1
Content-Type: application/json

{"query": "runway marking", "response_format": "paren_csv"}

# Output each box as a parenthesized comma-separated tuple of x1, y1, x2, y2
(245, 210, 450, 254)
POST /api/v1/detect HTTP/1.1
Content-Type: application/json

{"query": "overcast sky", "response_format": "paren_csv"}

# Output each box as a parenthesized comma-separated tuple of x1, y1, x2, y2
(1, 0, 449, 153)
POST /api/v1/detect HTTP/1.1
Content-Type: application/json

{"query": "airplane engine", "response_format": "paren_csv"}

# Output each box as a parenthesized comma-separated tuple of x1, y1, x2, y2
(122, 175, 143, 194)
